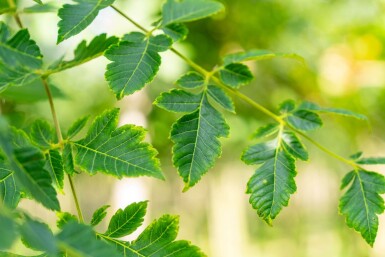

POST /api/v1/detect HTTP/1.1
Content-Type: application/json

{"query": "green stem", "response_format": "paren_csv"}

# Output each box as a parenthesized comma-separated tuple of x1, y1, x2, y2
(110, 6, 363, 170)
(7, 0, 23, 28)
(68, 175, 84, 222)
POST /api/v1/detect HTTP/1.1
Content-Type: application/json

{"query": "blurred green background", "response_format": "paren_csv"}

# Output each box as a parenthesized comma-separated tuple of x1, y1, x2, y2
(1, 0, 385, 256)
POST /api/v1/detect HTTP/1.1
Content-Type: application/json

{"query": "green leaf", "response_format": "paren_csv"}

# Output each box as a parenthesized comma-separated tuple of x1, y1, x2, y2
(350, 152, 363, 160)
(162, 0, 224, 26)
(246, 149, 297, 224)
(287, 110, 323, 131)
(45, 150, 64, 191)
(29, 119, 55, 149)
(0, 210, 18, 250)
(57, 212, 78, 229)
(0, 23, 42, 92)
(0, 122, 60, 211)
(298, 101, 367, 120)
(57, 222, 121, 257)
(176, 72, 205, 89)
(278, 99, 296, 114)
(20, 218, 57, 254)
(219, 63, 253, 88)
(23, 2, 58, 13)
(281, 131, 308, 161)
(33, 0, 43, 4)
(105, 32, 172, 100)
(171, 94, 229, 191)
(72, 108, 163, 179)
(356, 157, 385, 165)
(223, 49, 305, 66)
(91, 205, 110, 227)
(63, 143, 75, 175)
(66, 115, 90, 140)
(252, 123, 279, 139)
(0, 163, 21, 209)
(154, 89, 203, 113)
(126, 215, 205, 257)
(50, 34, 118, 72)
(339, 170, 385, 246)
(207, 85, 235, 113)
(241, 141, 277, 165)
(57, 0, 115, 43)
(0, 79, 64, 103)
(105, 201, 147, 238)
(0, 1, 13, 14)
(162, 23, 189, 42)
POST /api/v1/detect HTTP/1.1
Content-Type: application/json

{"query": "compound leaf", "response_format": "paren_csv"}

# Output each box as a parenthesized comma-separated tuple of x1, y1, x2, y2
(171, 94, 229, 191)
(162, 0, 224, 26)
(281, 131, 308, 161)
(57, 212, 78, 229)
(339, 170, 385, 246)
(105, 201, 147, 238)
(207, 85, 235, 113)
(219, 63, 253, 88)
(287, 110, 322, 131)
(105, 32, 172, 100)
(72, 108, 163, 179)
(154, 89, 203, 113)
(246, 149, 297, 225)
(57, 0, 115, 43)
(176, 72, 205, 89)
(91, 205, 110, 227)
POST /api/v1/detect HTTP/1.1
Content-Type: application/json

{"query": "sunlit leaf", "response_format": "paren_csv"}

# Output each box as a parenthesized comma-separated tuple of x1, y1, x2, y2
(91, 205, 110, 227)
(339, 170, 385, 246)
(72, 108, 163, 179)
(66, 115, 90, 140)
(251, 123, 279, 139)
(219, 63, 253, 88)
(57, 0, 115, 43)
(23, 2, 57, 13)
(241, 140, 277, 165)
(105, 201, 147, 238)
(154, 89, 203, 113)
(171, 94, 229, 191)
(105, 32, 172, 99)
(162, 0, 224, 26)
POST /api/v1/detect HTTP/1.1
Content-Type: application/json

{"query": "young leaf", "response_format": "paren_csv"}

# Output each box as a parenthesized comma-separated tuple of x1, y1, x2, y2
(0, 125, 60, 211)
(91, 205, 110, 227)
(252, 123, 279, 139)
(171, 94, 229, 191)
(286, 110, 322, 131)
(104, 201, 147, 238)
(162, 0, 224, 26)
(50, 34, 118, 72)
(0, 163, 21, 209)
(298, 101, 367, 120)
(246, 149, 297, 225)
(57, 0, 115, 43)
(241, 141, 277, 165)
(29, 119, 55, 149)
(219, 63, 253, 88)
(0, 210, 18, 250)
(223, 49, 305, 66)
(162, 23, 189, 42)
(45, 150, 64, 191)
(72, 108, 163, 179)
(154, 89, 203, 113)
(57, 222, 121, 257)
(105, 32, 172, 100)
(20, 218, 57, 255)
(176, 72, 205, 89)
(356, 157, 385, 165)
(126, 215, 205, 257)
(339, 170, 385, 246)
(57, 212, 78, 229)
(0, 23, 42, 92)
(66, 115, 90, 139)
(62, 143, 75, 175)
(207, 85, 235, 113)
(281, 131, 308, 161)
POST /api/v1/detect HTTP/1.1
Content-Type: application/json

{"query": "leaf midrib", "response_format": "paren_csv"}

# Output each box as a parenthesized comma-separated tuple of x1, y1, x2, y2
(356, 170, 373, 243)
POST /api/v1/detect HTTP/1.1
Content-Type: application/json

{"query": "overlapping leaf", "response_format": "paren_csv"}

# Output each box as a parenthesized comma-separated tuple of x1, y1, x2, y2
(298, 101, 367, 120)
(207, 85, 235, 113)
(170, 94, 229, 191)
(71, 108, 163, 179)
(0, 23, 42, 92)
(105, 32, 172, 99)
(0, 210, 18, 250)
(155, 89, 203, 113)
(57, 0, 115, 43)
(339, 170, 385, 246)
(66, 115, 90, 139)
(29, 119, 55, 149)
(0, 163, 20, 209)
(91, 205, 110, 226)
(45, 150, 64, 191)
(162, 0, 224, 26)
(218, 63, 253, 88)
(162, 23, 189, 42)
